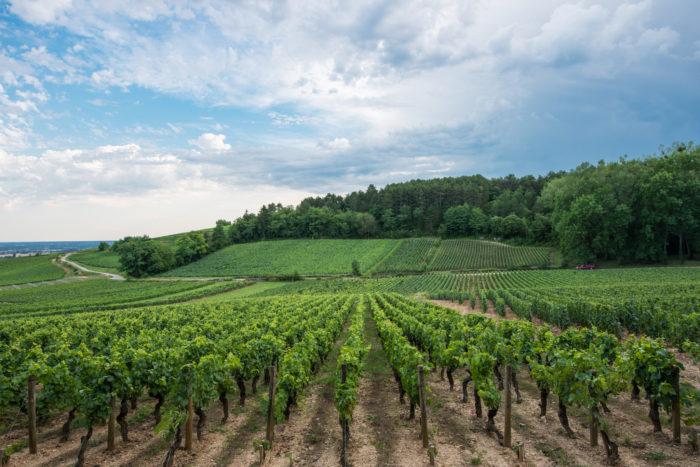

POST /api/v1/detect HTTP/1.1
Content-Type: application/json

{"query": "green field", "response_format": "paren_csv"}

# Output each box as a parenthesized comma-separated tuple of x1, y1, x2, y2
(427, 238, 551, 270)
(160, 238, 399, 277)
(0, 255, 65, 286)
(0, 278, 249, 318)
(69, 249, 121, 272)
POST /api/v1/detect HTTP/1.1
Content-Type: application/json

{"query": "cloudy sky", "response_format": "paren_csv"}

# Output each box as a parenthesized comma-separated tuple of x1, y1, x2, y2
(1, 0, 699, 241)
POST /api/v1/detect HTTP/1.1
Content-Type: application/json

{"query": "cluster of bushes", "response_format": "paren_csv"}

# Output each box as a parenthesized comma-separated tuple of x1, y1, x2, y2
(111, 231, 210, 278)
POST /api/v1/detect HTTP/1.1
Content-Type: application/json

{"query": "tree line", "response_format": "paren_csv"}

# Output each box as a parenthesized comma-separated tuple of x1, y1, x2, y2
(113, 143, 699, 276)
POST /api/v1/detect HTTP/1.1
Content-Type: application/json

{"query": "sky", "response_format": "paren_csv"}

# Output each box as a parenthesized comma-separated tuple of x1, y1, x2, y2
(1, 0, 699, 241)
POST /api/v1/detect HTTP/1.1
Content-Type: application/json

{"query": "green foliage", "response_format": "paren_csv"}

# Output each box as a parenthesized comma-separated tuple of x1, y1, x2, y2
(0, 255, 64, 286)
(175, 231, 209, 266)
(210, 219, 232, 251)
(274, 296, 354, 421)
(115, 236, 175, 278)
(551, 145, 700, 263)
(369, 295, 431, 404)
(618, 337, 683, 411)
(351, 259, 361, 276)
(335, 297, 370, 421)
(0, 294, 358, 447)
(97, 242, 109, 252)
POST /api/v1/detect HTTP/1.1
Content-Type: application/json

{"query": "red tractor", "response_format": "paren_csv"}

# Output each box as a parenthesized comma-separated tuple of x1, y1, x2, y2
(576, 264, 596, 270)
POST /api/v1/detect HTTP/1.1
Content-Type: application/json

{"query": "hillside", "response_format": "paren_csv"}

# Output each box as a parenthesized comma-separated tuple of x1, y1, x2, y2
(157, 237, 555, 278)
(69, 249, 121, 273)
(0, 254, 65, 286)
(160, 238, 399, 277)
(427, 239, 551, 270)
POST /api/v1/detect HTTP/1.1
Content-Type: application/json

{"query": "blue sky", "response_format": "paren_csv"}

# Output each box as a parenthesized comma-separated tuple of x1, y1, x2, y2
(1, 0, 699, 240)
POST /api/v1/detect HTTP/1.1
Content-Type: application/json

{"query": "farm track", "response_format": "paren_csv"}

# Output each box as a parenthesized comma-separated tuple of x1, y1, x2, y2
(60, 253, 125, 280)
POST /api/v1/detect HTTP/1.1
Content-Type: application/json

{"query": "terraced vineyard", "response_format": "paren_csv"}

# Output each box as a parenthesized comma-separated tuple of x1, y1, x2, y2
(0, 278, 249, 319)
(0, 255, 64, 286)
(160, 238, 399, 277)
(427, 239, 551, 270)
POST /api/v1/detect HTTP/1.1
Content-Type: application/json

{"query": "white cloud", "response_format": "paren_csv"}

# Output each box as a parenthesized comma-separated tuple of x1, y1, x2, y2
(9, 0, 74, 24)
(188, 133, 231, 153)
(318, 137, 351, 151)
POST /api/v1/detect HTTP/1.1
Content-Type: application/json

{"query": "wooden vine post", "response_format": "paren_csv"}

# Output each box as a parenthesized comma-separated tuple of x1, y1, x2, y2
(185, 396, 194, 451)
(266, 365, 276, 448)
(27, 375, 37, 455)
(672, 366, 681, 444)
(516, 441, 525, 461)
(107, 396, 117, 451)
(257, 440, 265, 465)
(504, 364, 512, 449)
(418, 365, 429, 449)
(340, 364, 349, 467)
(589, 407, 598, 447)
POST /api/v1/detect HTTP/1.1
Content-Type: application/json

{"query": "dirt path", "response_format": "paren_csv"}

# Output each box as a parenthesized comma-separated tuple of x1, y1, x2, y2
(60, 252, 125, 280)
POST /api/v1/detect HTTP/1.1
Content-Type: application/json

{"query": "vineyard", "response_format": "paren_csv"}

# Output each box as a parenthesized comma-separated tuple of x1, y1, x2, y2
(146, 237, 556, 278)
(0, 279, 249, 319)
(1, 281, 699, 466)
(69, 249, 121, 272)
(371, 238, 438, 273)
(251, 269, 700, 347)
(0, 255, 65, 287)
(427, 239, 551, 271)
(160, 239, 399, 277)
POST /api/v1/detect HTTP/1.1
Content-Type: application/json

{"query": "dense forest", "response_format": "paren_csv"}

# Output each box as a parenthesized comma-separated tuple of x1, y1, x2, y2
(115, 143, 699, 275)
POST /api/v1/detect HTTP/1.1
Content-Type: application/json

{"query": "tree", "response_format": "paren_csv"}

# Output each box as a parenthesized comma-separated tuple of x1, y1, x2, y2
(502, 214, 527, 239)
(97, 241, 109, 252)
(210, 220, 231, 251)
(355, 213, 378, 238)
(175, 232, 209, 266)
(117, 236, 175, 278)
(441, 205, 472, 237)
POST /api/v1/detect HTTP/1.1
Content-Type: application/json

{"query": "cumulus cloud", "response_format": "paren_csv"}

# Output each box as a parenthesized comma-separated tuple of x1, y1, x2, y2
(188, 133, 232, 153)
